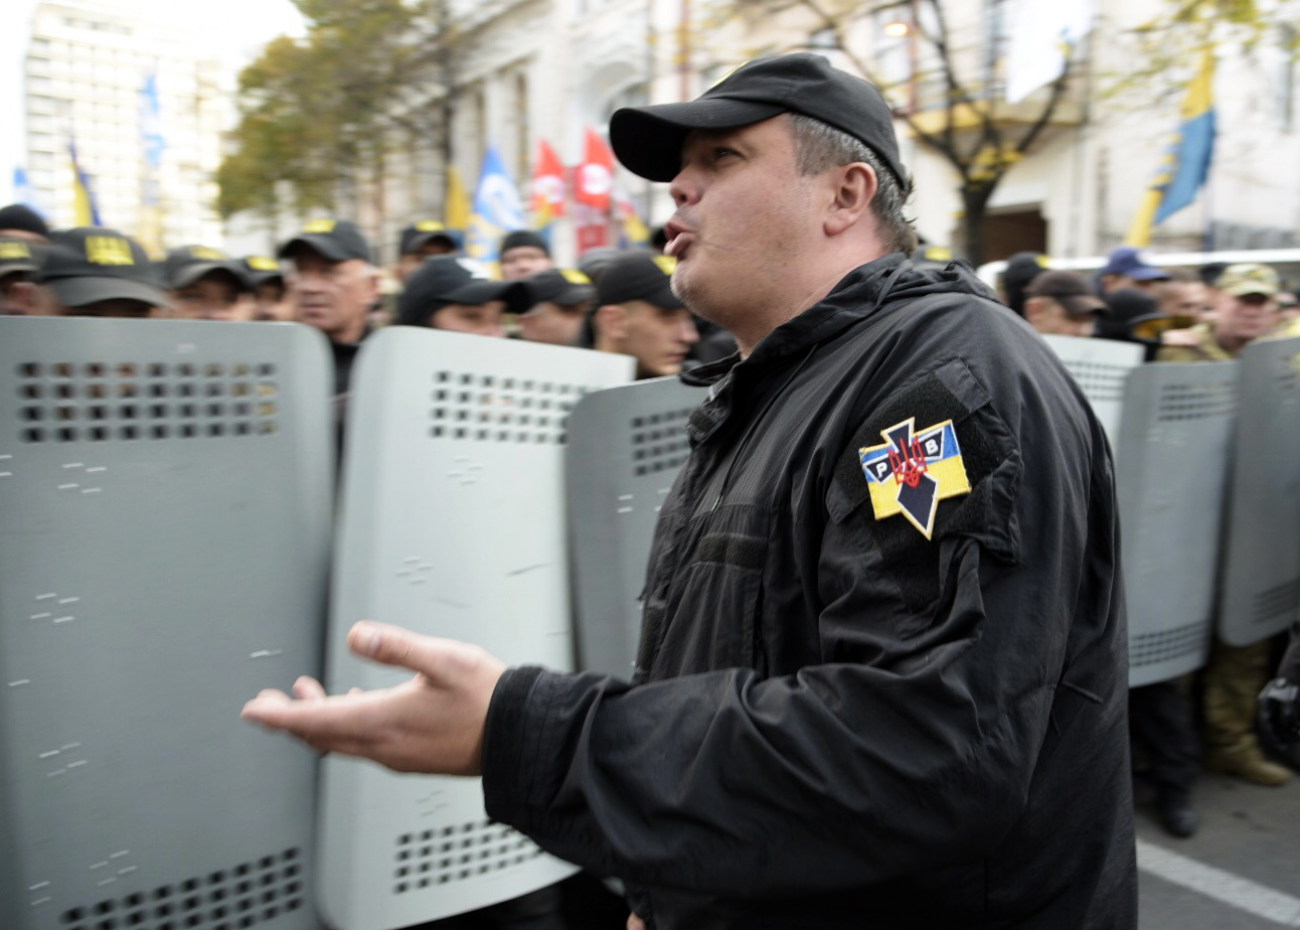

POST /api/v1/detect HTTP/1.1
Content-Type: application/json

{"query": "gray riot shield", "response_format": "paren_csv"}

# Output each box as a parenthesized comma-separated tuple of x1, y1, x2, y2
(1115, 361, 1240, 687)
(565, 376, 707, 677)
(1041, 335, 1144, 446)
(1217, 336, 1300, 646)
(0, 317, 334, 930)
(318, 328, 633, 930)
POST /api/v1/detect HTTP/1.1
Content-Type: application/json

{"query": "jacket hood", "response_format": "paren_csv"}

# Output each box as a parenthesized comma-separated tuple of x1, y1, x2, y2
(683, 253, 999, 387)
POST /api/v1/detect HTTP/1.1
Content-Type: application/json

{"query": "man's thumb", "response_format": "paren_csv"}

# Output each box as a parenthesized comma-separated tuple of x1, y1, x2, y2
(348, 620, 423, 670)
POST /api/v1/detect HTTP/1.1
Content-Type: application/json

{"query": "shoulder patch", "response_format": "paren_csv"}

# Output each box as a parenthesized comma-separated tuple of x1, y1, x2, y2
(859, 418, 971, 539)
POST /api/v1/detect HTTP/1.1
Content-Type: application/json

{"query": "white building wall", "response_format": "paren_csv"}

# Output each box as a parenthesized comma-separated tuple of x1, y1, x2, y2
(23, 1, 226, 251)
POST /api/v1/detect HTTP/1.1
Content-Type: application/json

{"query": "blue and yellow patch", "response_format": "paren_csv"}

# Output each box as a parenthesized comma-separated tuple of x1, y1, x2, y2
(859, 418, 972, 540)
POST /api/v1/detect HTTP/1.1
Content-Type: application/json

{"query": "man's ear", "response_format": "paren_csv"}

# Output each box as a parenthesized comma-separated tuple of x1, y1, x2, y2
(824, 162, 877, 237)
(595, 303, 630, 347)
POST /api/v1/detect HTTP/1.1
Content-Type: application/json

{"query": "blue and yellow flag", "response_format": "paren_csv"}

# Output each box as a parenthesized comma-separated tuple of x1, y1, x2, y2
(1126, 48, 1216, 247)
(465, 146, 525, 270)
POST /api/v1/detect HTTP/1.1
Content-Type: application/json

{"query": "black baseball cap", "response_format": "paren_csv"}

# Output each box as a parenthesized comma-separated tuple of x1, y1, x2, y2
(0, 203, 49, 238)
(596, 252, 683, 309)
(516, 269, 595, 311)
(278, 218, 373, 263)
(500, 230, 550, 256)
(400, 220, 458, 255)
(42, 227, 168, 309)
(1025, 270, 1108, 317)
(610, 53, 908, 189)
(397, 256, 524, 326)
(0, 237, 41, 278)
(241, 255, 284, 288)
(162, 245, 251, 292)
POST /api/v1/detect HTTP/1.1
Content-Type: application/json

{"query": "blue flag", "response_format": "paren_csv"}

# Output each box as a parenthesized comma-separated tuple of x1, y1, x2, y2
(466, 146, 525, 269)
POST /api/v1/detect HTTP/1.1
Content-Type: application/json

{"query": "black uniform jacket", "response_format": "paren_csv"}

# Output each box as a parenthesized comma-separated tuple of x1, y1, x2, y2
(483, 255, 1137, 929)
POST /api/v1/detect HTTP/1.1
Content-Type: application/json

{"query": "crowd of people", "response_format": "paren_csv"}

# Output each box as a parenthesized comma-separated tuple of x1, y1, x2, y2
(5, 50, 1300, 928)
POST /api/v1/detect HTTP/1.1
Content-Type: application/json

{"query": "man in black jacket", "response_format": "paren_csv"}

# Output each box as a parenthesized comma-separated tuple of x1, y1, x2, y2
(244, 54, 1136, 930)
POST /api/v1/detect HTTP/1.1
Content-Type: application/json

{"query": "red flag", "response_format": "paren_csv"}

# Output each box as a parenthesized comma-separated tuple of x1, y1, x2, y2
(531, 139, 566, 224)
(575, 127, 615, 212)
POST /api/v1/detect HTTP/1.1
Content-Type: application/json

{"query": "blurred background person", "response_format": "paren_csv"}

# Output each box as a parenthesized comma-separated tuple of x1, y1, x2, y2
(42, 227, 169, 318)
(997, 251, 1048, 317)
(514, 267, 595, 345)
(1021, 270, 1108, 338)
(1095, 287, 1165, 360)
(397, 255, 521, 337)
(582, 251, 698, 379)
(498, 230, 554, 280)
(0, 203, 50, 244)
(396, 220, 459, 284)
(1152, 269, 1212, 324)
(0, 238, 57, 316)
(161, 245, 255, 322)
(241, 255, 294, 322)
(1097, 246, 1170, 294)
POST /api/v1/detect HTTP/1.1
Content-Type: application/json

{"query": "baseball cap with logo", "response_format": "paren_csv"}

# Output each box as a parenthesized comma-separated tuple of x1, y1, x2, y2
(400, 220, 459, 255)
(1216, 263, 1280, 298)
(610, 53, 908, 190)
(516, 268, 595, 311)
(241, 255, 284, 288)
(397, 256, 524, 326)
(42, 227, 168, 308)
(278, 218, 373, 263)
(596, 252, 683, 309)
(1025, 270, 1109, 317)
(0, 238, 41, 278)
(162, 244, 250, 292)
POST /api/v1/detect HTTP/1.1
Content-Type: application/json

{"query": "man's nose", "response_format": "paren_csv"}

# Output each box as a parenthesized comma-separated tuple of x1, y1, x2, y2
(669, 168, 700, 207)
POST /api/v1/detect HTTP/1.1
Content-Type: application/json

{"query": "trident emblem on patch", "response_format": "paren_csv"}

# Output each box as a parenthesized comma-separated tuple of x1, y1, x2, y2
(859, 418, 972, 539)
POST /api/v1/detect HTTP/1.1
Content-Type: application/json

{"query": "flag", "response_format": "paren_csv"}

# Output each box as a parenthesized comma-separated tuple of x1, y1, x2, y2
(445, 164, 471, 236)
(531, 139, 566, 227)
(69, 138, 101, 227)
(1126, 48, 1216, 247)
(575, 127, 614, 212)
(465, 146, 525, 268)
(575, 127, 616, 253)
(12, 166, 44, 214)
(614, 187, 650, 248)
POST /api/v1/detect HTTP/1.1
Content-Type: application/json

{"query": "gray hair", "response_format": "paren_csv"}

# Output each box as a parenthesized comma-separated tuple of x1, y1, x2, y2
(788, 113, 918, 255)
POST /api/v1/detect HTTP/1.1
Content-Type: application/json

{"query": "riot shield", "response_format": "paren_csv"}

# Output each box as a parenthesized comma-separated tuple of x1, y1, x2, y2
(565, 376, 706, 677)
(1041, 335, 1144, 445)
(0, 318, 334, 930)
(317, 329, 632, 930)
(1217, 336, 1300, 646)
(1114, 360, 1239, 687)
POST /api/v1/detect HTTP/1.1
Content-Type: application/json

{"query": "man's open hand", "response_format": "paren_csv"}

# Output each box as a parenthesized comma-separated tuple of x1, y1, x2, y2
(241, 621, 506, 775)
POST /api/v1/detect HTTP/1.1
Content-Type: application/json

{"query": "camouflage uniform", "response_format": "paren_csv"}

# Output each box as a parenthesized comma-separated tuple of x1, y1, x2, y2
(1156, 325, 1291, 786)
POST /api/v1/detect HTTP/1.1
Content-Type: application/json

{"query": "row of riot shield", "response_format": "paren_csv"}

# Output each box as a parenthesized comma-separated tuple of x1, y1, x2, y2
(1043, 334, 1300, 687)
(3, 317, 1297, 930)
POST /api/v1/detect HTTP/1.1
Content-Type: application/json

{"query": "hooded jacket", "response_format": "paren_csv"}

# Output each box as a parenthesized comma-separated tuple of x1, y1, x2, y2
(483, 254, 1137, 929)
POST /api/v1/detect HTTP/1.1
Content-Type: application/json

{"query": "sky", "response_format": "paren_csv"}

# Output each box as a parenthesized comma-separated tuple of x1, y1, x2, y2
(1, 0, 306, 204)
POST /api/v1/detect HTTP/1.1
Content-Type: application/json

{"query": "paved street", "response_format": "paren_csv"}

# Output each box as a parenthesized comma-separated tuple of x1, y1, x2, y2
(1136, 770, 1300, 928)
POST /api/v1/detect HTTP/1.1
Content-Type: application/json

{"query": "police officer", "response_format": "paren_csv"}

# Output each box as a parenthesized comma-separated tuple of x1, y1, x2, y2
(42, 227, 169, 318)
(582, 252, 698, 377)
(161, 245, 254, 322)
(244, 54, 1135, 930)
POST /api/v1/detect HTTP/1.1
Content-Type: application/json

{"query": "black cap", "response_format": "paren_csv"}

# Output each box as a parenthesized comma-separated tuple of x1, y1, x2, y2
(1025, 270, 1108, 317)
(576, 247, 623, 285)
(241, 255, 284, 287)
(0, 203, 49, 238)
(400, 220, 458, 255)
(0, 237, 41, 278)
(43, 227, 168, 309)
(397, 256, 524, 326)
(162, 245, 251, 292)
(596, 252, 683, 309)
(610, 53, 907, 189)
(500, 230, 550, 256)
(278, 218, 373, 263)
(516, 269, 595, 311)
(1000, 252, 1049, 316)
